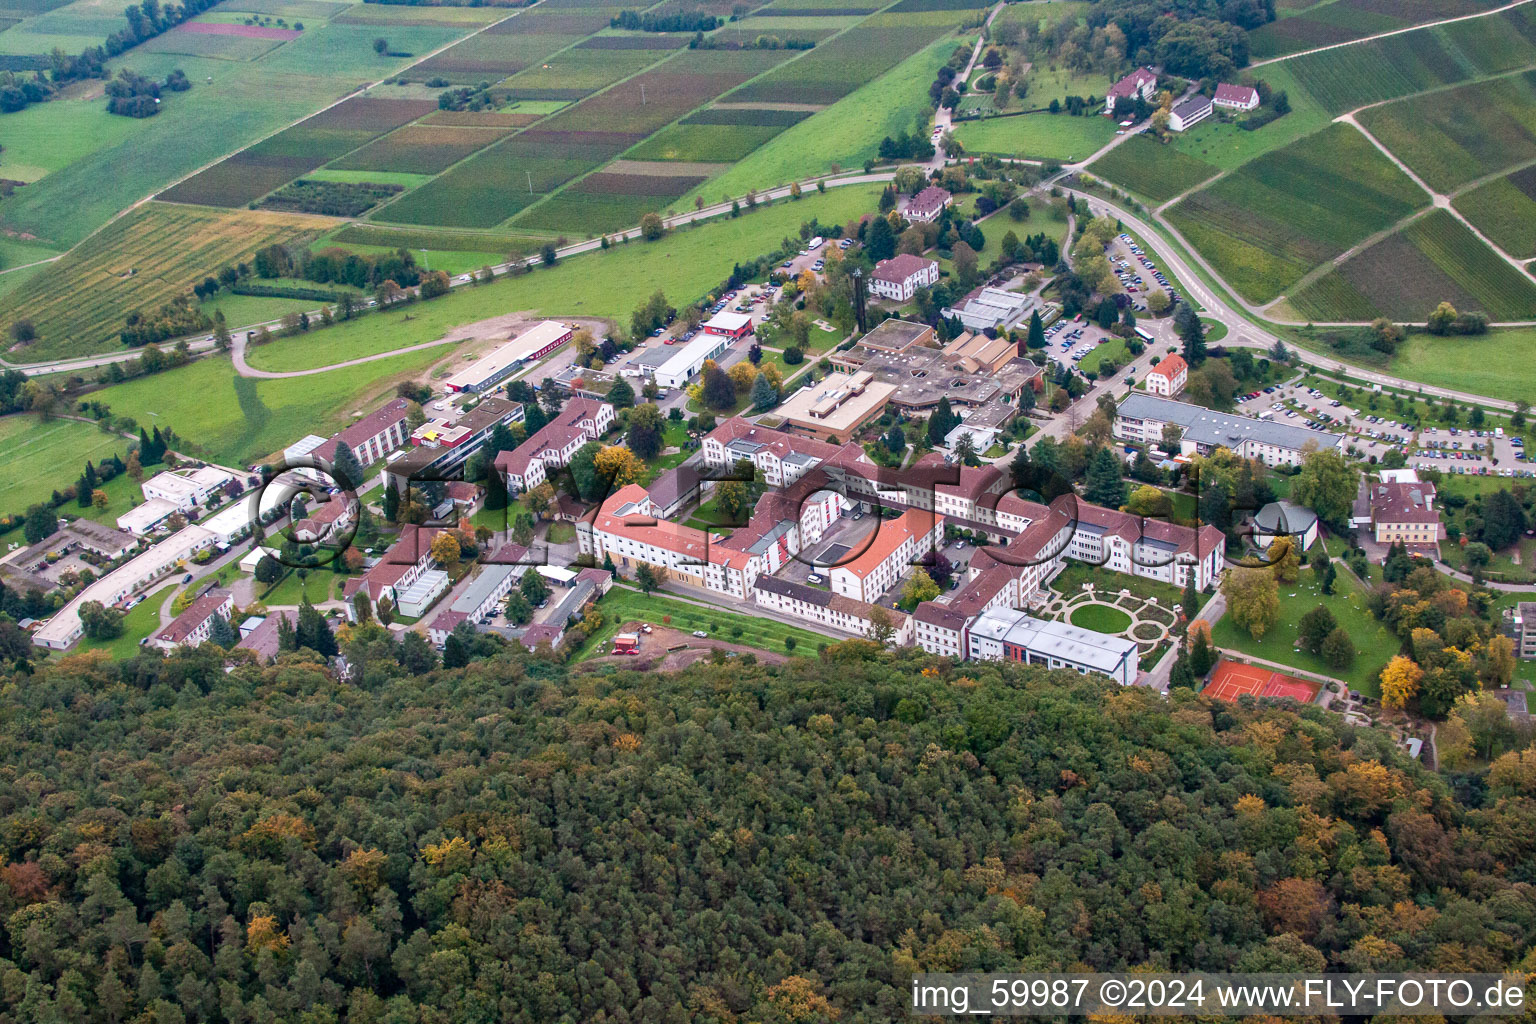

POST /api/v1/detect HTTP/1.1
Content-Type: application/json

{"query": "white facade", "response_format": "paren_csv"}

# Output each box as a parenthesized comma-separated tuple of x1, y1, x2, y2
(868, 256, 940, 302)
(142, 466, 234, 511)
(654, 332, 731, 389)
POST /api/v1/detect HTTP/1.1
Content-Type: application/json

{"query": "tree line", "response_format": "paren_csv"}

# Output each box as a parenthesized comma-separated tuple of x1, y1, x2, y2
(0, 642, 1527, 1022)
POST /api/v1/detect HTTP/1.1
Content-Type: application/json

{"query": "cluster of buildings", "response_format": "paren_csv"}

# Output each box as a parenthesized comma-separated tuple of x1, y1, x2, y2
(1104, 65, 1261, 132)
(577, 416, 1226, 676)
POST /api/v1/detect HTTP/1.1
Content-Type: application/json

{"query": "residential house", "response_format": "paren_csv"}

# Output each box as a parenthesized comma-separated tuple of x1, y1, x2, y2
(1144, 353, 1188, 397)
(1214, 83, 1259, 111)
(901, 186, 952, 223)
(149, 588, 234, 653)
(868, 254, 940, 302)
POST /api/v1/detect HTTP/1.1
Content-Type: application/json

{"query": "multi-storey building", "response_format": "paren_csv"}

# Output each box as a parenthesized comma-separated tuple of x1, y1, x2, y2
(149, 588, 234, 652)
(1115, 393, 1343, 467)
(495, 397, 615, 493)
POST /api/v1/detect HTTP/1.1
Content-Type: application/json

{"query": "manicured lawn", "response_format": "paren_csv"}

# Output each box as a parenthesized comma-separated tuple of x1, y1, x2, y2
(0, 414, 133, 517)
(1391, 327, 1536, 406)
(1069, 603, 1132, 633)
(259, 567, 342, 606)
(1210, 565, 1393, 695)
(1050, 562, 1185, 608)
(1078, 336, 1128, 375)
(77, 583, 178, 660)
(953, 112, 1117, 162)
(546, 521, 575, 544)
(242, 185, 884, 372)
(575, 586, 834, 661)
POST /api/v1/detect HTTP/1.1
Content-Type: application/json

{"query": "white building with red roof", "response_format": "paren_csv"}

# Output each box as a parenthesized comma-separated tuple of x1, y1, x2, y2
(342, 524, 447, 613)
(149, 588, 234, 653)
(1145, 352, 1188, 397)
(901, 186, 952, 223)
(829, 507, 941, 603)
(1213, 83, 1259, 111)
(1104, 66, 1157, 112)
(868, 254, 940, 302)
(701, 418, 841, 487)
(494, 397, 614, 493)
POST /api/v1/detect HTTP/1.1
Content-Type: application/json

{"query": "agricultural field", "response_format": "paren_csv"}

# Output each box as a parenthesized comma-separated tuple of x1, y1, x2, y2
(627, 123, 786, 162)
(0, 414, 133, 517)
(135, 21, 298, 61)
(385, 49, 792, 229)
(0, 203, 333, 361)
(331, 123, 513, 175)
(683, 35, 955, 201)
(245, 184, 884, 372)
(1288, 209, 1536, 322)
(160, 96, 438, 207)
(1452, 166, 1536, 259)
(727, 25, 945, 105)
(952, 112, 1118, 162)
(1165, 123, 1428, 304)
(1276, 4, 1536, 116)
(0, 12, 480, 248)
(1248, 0, 1506, 59)
(1086, 135, 1219, 204)
(1358, 71, 1536, 192)
(499, 45, 672, 101)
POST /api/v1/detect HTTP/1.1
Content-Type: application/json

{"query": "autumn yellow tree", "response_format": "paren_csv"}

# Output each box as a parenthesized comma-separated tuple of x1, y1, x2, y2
(595, 445, 645, 488)
(728, 360, 758, 393)
(1379, 655, 1423, 709)
(1267, 536, 1300, 583)
(430, 531, 461, 569)
(1221, 566, 1279, 641)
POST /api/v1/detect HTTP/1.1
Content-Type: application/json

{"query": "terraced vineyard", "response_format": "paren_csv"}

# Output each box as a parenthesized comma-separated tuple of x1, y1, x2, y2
(1453, 165, 1536, 258)
(1165, 123, 1428, 303)
(1288, 209, 1536, 320)
(1358, 71, 1536, 192)
(1087, 135, 1220, 204)
(0, 203, 331, 359)
(1277, 4, 1536, 115)
(1249, 0, 1506, 59)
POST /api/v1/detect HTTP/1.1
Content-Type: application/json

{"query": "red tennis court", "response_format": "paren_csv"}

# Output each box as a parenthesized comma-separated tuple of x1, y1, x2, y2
(1205, 659, 1320, 703)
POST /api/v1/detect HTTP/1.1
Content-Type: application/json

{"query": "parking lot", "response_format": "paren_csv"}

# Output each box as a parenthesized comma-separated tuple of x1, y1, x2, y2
(1238, 383, 1535, 479)
(1111, 232, 1181, 308)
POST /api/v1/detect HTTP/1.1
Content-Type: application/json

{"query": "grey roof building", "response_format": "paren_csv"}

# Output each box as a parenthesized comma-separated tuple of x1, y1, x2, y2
(1115, 393, 1343, 466)
(966, 607, 1139, 686)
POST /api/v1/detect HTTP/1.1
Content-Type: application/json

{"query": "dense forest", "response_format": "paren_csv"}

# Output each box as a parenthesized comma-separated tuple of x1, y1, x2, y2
(0, 643, 1532, 1022)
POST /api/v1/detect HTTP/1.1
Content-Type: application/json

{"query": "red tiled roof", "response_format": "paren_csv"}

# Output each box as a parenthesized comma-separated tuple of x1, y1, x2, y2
(155, 589, 230, 645)
(871, 254, 936, 285)
(1214, 83, 1258, 104)
(314, 399, 411, 464)
(1148, 353, 1187, 381)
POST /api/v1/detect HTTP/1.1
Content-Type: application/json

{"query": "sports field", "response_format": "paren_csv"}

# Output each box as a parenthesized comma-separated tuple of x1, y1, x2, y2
(1203, 660, 1321, 703)
(1166, 123, 1428, 304)
(952, 113, 1117, 162)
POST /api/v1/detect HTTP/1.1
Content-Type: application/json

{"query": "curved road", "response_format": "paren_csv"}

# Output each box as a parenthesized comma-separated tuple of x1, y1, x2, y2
(1057, 184, 1525, 412)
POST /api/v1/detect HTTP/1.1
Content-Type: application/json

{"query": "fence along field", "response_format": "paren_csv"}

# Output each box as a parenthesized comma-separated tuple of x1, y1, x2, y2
(1247, 0, 1506, 59)
(0, 203, 329, 360)
(1288, 209, 1536, 321)
(158, 97, 436, 208)
(1357, 71, 1536, 192)
(1277, 3, 1536, 116)
(1165, 122, 1428, 304)
(1086, 135, 1219, 203)
(1453, 165, 1536, 258)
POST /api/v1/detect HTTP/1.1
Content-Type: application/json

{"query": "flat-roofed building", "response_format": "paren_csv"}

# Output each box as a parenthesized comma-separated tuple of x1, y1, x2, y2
(443, 320, 572, 393)
(701, 310, 754, 341)
(385, 397, 523, 490)
(142, 466, 234, 511)
(967, 607, 1138, 686)
(774, 370, 897, 442)
(653, 330, 732, 389)
(1115, 393, 1343, 467)
(858, 318, 934, 354)
(116, 498, 180, 536)
(942, 287, 1036, 332)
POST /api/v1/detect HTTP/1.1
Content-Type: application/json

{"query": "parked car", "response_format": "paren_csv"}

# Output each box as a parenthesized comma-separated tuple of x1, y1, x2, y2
(692, 630, 708, 638)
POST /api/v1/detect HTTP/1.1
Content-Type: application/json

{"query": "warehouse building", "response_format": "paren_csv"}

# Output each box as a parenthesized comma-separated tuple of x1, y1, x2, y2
(442, 320, 573, 393)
